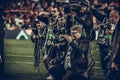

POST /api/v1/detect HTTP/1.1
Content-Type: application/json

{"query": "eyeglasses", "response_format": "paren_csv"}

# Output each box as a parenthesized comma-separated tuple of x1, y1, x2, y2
(52, 10, 57, 13)
(71, 32, 78, 34)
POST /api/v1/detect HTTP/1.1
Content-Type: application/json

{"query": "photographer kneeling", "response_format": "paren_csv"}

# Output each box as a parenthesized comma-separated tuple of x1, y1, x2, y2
(62, 25, 90, 80)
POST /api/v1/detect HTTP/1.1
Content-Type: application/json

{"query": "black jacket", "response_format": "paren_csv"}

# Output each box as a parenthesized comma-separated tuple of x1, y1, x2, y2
(111, 20, 120, 65)
(68, 37, 90, 73)
(75, 11, 95, 41)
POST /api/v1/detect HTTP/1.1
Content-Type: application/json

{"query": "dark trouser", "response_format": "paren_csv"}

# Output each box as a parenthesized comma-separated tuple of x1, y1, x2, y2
(99, 45, 110, 76)
(63, 69, 88, 80)
(105, 69, 120, 80)
(48, 63, 65, 80)
(0, 35, 4, 75)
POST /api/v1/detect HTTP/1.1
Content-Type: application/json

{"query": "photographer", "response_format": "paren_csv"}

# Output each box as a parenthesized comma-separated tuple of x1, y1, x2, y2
(31, 19, 47, 68)
(74, 1, 95, 41)
(36, 7, 63, 80)
(97, 18, 113, 77)
(98, 18, 114, 77)
(62, 25, 90, 80)
(46, 41, 67, 80)
(65, 4, 80, 35)
(106, 10, 120, 80)
(91, 4, 116, 77)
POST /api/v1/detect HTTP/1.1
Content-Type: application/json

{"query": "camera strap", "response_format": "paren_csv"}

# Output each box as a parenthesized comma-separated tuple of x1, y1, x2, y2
(64, 46, 72, 70)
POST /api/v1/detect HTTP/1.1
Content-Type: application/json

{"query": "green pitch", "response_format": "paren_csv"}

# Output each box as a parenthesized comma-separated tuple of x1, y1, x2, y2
(4, 39, 104, 80)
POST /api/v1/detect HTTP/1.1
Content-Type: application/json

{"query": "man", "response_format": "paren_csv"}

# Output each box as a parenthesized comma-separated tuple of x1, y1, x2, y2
(75, 1, 95, 41)
(62, 25, 90, 80)
(91, 4, 115, 77)
(107, 10, 120, 80)
(34, 6, 60, 80)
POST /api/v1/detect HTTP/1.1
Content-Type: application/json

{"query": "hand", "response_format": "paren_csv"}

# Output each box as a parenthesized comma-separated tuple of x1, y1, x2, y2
(111, 62, 118, 70)
(106, 29, 112, 34)
(55, 43, 60, 48)
(72, 12, 76, 17)
(60, 35, 73, 43)
(69, 11, 76, 17)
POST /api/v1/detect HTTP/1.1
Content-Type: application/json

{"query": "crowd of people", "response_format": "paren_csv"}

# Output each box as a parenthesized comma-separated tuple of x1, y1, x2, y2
(0, 0, 120, 80)
(1, 0, 120, 30)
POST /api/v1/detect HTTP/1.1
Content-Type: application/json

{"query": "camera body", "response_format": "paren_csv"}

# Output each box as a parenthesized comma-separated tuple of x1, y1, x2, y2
(57, 27, 67, 43)
(103, 22, 112, 30)
(64, 3, 81, 14)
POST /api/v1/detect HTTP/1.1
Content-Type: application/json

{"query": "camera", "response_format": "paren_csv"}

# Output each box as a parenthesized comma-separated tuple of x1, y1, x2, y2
(64, 5, 71, 14)
(57, 27, 67, 42)
(64, 3, 80, 14)
(104, 22, 112, 30)
(59, 27, 67, 34)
